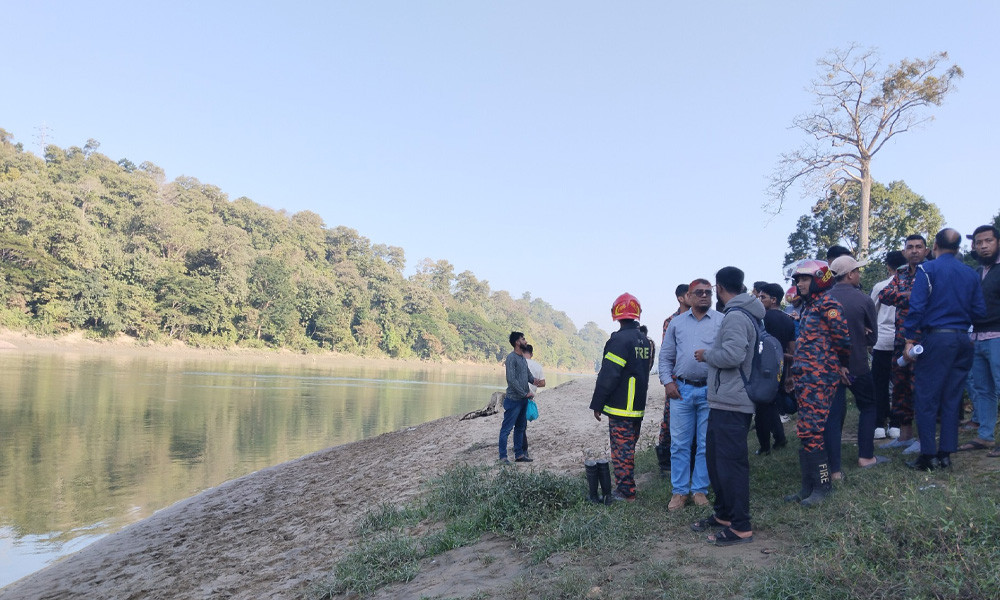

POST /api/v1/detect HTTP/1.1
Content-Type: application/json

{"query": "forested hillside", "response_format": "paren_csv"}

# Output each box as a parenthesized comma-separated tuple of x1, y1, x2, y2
(0, 129, 606, 370)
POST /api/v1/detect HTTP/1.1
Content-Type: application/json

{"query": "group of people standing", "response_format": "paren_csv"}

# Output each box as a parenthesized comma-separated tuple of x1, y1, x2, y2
(497, 224, 995, 548)
(587, 269, 763, 545)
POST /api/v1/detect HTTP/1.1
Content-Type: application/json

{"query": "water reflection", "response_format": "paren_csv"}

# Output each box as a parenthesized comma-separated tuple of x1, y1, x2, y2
(0, 352, 580, 587)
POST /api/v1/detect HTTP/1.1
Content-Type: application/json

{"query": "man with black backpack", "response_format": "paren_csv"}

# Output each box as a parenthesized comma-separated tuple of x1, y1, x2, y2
(691, 266, 764, 546)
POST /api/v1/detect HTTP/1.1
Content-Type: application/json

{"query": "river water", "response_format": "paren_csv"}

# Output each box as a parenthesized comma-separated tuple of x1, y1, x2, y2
(0, 351, 581, 588)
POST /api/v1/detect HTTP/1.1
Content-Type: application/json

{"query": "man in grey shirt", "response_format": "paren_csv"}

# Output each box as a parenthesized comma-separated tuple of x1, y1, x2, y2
(694, 266, 763, 546)
(499, 331, 536, 463)
(659, 278, 722, 511)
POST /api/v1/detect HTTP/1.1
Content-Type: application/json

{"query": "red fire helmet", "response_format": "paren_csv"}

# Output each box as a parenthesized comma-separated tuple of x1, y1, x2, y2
(611, 293, 641, 321)
(790, 259, 834, 294)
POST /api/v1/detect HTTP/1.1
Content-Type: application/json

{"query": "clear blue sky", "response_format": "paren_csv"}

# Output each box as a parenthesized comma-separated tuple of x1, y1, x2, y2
(4, 1, 997, 334)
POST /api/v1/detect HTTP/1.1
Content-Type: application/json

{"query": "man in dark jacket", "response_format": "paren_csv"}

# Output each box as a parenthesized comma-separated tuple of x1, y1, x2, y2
(967, 225, 1000, 457)
(828, 255, 884, 474)
(691, 266, 763, 546)
(590, 293, 651, 501)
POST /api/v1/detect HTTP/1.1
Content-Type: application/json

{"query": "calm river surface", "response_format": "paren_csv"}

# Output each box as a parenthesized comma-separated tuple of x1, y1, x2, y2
(0, 351, 582, 588)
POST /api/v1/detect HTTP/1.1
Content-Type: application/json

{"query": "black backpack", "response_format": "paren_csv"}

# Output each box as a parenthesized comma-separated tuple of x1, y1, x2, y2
(725, 306, 783, 405)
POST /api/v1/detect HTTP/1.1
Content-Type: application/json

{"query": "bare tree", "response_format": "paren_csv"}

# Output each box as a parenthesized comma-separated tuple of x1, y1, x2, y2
(769, 45, 962, 257)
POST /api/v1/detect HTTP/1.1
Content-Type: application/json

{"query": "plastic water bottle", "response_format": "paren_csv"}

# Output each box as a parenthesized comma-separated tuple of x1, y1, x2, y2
(897, 344, 924, 367)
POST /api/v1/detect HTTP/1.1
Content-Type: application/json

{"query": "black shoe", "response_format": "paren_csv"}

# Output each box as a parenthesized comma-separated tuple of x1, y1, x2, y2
(755, 448, 771, 456)
(515, 456, 533, 463)
(774, 439, 788, 450)
(937, 453, 952, 469)
(655, 444, 671, 477)
(906, 454, 940, 471)
(585, 461, 602, 503)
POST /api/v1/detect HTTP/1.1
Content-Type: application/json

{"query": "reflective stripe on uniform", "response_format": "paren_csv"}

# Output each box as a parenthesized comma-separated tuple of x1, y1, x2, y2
(604, 352, 626, 367)
(604, 376, 643, 417)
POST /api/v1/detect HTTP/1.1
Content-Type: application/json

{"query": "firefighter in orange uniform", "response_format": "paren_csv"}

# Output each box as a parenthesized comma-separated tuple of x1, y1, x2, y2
(784, 260, 851, 507)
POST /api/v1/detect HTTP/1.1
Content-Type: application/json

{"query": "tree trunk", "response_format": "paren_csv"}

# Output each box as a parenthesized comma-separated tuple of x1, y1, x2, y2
(859, 162, 872, 258)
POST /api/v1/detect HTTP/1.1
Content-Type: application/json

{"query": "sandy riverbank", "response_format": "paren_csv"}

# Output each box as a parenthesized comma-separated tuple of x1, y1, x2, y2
(0, 330, 629, 599)
(0, 368, 668, 600)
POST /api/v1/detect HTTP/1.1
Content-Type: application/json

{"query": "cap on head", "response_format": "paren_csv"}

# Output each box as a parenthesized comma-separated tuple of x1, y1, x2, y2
(611, 293, 641, 321)
(830, 255, 868, 277)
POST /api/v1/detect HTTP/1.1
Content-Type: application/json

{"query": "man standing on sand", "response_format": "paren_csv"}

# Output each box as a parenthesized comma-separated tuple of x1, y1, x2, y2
(656, 284, 690, 477)
(692, 267, 763, 546)
(499, 331, 537, 464)
(519, 344, 546, 460)
(903, 228, 986, 471)
(590, 293, 651, 502)
(660, 279, 720, 511)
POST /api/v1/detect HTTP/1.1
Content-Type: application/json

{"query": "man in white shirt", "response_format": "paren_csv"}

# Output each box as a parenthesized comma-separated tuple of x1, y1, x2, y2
(871, 251, 906, 439)
(522, 345, 546, 459)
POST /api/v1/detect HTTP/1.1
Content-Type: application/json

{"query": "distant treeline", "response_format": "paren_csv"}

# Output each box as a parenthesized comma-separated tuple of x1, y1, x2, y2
(0, 129, 606, 370)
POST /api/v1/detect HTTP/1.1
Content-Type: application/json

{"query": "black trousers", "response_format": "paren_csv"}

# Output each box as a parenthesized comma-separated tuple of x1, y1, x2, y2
(706, 408, 753, 532)
(754, 400, 786, 451)
(871, 349, 893, 429)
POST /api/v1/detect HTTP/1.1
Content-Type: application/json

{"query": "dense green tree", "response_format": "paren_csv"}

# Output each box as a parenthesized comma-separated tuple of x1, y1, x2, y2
(784, 180, 944, 266)
(770, 46, 961, 257)
(0, 130, 606, 370)
(454, 270, 490, 307)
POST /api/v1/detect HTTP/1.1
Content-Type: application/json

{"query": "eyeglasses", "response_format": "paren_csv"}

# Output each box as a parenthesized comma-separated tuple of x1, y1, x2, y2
(691, 289, 713, 297)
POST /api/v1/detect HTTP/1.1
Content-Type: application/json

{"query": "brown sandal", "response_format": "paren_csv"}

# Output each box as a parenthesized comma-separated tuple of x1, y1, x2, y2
(959, 439, 994, 452)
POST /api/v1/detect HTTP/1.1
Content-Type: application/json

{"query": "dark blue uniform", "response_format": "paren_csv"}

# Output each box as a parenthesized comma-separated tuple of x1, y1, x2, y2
(904, 253, 986, 457)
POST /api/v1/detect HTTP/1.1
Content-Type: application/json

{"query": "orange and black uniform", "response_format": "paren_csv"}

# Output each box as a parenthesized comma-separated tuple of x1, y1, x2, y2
(877, 264, 922, 426)
(590, 320, 651, 498)
(791, 290, 851, 452)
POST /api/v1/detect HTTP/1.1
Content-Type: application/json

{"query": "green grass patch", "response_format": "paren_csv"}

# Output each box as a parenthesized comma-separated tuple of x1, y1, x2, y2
(317, 410, 1000, 598)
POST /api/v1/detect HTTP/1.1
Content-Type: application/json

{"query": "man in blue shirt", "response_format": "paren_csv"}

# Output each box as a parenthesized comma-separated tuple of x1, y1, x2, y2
(659, 279, 722, 511)
(903, 228, 987, 471)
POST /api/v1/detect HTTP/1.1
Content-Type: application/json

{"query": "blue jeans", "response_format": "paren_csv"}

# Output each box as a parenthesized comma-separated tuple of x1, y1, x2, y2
(971, 337, 1000, 442)
(669, 381, 709, 495)
(498, 395, 528, 459)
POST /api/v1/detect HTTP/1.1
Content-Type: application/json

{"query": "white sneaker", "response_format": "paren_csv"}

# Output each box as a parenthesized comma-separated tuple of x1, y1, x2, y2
(779, 414, 791, 423)
(874, 427, 887, 440)
(902, 440, 922, 454)
(887, 427, 901, 439)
